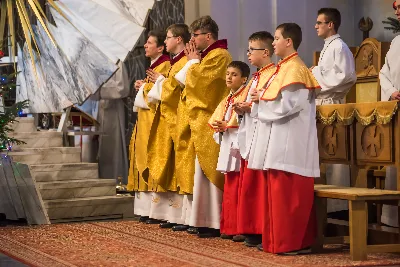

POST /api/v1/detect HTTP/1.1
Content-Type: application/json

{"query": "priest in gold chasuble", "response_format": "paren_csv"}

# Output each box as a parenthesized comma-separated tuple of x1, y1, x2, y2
(127, 31, 170, 219)
(174, 16, 232, 236)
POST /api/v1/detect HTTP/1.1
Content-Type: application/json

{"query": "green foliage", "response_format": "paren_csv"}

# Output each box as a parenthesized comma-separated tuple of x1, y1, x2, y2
(382, 17, 400, 33)
(0, 71, 29, 150)
(0, 100, 29, 149)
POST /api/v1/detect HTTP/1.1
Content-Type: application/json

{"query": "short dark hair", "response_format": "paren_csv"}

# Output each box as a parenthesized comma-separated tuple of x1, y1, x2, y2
(190, 15, 219, 40)
(276, 23, 302, 51)
(148, 30, 166, 48)
(167, 24, 191, 44)
(248, 31, 274, 56)
(318, 8, 341, 32)
(227, 61, 251, 79)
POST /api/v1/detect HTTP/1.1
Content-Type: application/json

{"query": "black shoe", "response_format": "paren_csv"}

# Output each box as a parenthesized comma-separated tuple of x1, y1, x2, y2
(186, 227, 199, 234)
(278, 247, 312, 256)
(160, 222, 177, 229)
(244, 234, 262, 247)
(197, 229, 220, 238)
(257, 244, 263, 251)
(232, 235, 246, 242)
(145, 219, 163, 224)
(139, 216, 149, 223)
(220, 233, 233, 239)
(0, 214, 6, 227)
(172, 224, 189, 231)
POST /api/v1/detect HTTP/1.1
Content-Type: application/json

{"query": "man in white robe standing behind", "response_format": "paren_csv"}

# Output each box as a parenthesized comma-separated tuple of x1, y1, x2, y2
(380, 0, 400, 227)
(311, 7, 356, 213)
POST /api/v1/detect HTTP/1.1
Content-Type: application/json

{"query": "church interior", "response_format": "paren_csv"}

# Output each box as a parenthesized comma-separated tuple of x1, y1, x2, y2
(1, 0, 400, 266)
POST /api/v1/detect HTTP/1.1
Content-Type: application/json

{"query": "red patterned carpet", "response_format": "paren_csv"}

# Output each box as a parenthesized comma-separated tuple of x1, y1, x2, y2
(1, 220, 400, 267)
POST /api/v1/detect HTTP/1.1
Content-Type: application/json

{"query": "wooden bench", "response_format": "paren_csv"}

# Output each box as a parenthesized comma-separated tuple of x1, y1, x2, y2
(313, 184, 400, 261)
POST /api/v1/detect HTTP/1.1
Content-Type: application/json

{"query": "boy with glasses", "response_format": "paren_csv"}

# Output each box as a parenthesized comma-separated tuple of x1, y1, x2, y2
(173, 15, 232, 238)
(233, 31, 276, 247)
(311, 7, 356, 215)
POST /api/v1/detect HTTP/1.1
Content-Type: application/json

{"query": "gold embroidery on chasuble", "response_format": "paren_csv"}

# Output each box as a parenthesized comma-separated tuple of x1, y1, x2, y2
(127, 60, 171, 192)
(261, 53, 320, 101)
(176, 48, 232, 194)
(175, 87, 196, 194)
(147, 55, 188, 192)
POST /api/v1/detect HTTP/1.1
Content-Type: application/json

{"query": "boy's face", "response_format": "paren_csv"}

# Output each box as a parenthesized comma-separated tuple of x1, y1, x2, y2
(144, 36, 163, 59)
(164, 30, 179, 53)
(272, 29, 288, 58)
(226, 67, 247, 90)
(190, 30, 209, 51)
(395, 1, 400, 21)
(247, 40, 268, 67)
(315, 14, 332, 39)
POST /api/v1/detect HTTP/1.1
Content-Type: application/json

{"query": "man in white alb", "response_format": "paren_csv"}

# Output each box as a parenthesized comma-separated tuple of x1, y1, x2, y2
(311, 7, 356, 214)
(380, 0, 400, 227)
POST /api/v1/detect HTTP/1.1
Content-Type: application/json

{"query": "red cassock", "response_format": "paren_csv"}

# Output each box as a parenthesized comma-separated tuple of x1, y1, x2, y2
(237, 159, 266, 234)
(220, 171, 240, 235)
(262, 169, 317, 253)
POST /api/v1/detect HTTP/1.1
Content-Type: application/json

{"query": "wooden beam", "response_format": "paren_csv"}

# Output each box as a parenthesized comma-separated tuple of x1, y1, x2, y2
(349, 200, 367, 261)
(324, 236, 350, 244)
(367, 244, 400, 253)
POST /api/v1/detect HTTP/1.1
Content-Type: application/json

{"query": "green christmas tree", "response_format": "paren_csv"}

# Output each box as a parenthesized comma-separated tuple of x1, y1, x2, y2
(0, 71, 29, 150)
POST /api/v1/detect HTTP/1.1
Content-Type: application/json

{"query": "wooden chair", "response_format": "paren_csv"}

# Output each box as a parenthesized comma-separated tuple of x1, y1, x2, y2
(313, 184, 400, 261)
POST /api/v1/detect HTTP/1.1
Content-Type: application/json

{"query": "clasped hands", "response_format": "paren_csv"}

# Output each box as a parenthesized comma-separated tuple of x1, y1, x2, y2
(232, 102, 251, 115)
(212, 120, 227, 132)
(133, 69, 162, 92)
(391, 91, 400, 100)
(184, 40, 201, 61)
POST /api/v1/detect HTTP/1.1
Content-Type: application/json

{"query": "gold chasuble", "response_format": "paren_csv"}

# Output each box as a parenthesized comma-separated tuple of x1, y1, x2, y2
(147, 52, 188, 192)
(127, 55, 171, 192)
(208, 85, 249, 129)
(261, 53, 320, 100)
(176, 40, 232, 194)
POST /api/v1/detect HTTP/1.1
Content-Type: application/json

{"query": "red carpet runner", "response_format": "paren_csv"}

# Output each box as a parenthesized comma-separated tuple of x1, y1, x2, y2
(0, 221, 400, 267)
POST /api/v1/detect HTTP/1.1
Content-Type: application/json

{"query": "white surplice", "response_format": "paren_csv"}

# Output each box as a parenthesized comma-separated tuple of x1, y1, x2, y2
(133, 55, 164, 111)
(180, 157, 222, 229)
(380, 35, 400, 101)
(175, 59, 223, 229)
(312, 34, 356, 212)
(247, 80, 320, 178)
(134, 192, 152, 216)
(312, 34, 356, 103)
(214, 93, 242, 173)
(380, 35, 400, 227)
(237, 79, 258, 160)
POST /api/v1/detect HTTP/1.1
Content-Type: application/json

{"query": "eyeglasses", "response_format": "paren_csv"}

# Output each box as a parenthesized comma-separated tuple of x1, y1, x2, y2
(247, 48, 266, 54)
(191, 32, 209, 38)
(315, 21, 330, 25)
(165, 36, 177, 40)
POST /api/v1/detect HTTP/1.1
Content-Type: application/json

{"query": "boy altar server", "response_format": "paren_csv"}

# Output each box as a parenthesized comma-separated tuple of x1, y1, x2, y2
(312, 7, 356, 214)
(209, 61, 250, 238)
(233, 31, 276, 247)
(251, 23, 320, 254)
